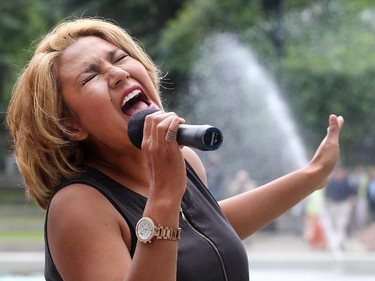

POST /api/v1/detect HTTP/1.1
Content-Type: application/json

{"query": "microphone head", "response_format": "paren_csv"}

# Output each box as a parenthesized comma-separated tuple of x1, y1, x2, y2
(128, 108, 159, 149)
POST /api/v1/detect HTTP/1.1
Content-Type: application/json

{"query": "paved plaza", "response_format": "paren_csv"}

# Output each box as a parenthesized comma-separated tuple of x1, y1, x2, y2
(1, 232, 375, 280)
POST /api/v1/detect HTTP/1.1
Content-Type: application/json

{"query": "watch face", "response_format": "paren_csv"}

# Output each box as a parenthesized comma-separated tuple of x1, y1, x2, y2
(136, 218, 154, 242)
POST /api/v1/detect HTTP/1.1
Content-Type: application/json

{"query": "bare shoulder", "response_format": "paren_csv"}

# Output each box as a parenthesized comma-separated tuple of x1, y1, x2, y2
(47, 183, 131, 243)
(47, 184, 132, 280)
(48, 184, 122, 228)
(182, 147, 208, 187)
(49, 183, 113, 215)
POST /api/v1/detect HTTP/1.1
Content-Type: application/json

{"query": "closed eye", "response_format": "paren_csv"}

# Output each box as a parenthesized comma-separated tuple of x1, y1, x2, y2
(114, 53, 130, 64)
(82, 73, 97, 85)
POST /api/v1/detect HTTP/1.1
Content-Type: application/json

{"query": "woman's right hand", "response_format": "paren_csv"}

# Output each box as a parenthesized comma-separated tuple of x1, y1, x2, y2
(141, 111, 187, 206)
(127, 111, 186, 281)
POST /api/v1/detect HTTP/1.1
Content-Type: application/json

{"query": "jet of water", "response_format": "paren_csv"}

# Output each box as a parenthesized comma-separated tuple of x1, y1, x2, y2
(186, 32, 343, 257)
(187, 33, 308, 184)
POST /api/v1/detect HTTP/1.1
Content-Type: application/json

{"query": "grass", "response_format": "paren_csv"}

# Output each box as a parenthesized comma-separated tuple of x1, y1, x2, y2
(0, 231, 43, 240)
(0, 189, 45, 249)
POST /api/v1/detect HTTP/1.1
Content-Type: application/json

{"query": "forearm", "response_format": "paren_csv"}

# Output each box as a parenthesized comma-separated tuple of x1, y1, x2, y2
(126, 198, 181, 281)
(219, 164, 326, 239)
(123, 112, 187, 280)
(220, 114, 344, 239)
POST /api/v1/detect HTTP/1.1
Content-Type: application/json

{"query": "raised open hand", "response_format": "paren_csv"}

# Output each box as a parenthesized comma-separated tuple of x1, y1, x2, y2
(309, 114, 345, 188)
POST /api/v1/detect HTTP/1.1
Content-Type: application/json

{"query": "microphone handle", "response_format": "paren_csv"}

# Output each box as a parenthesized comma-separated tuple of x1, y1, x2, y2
(177, 124, 223, 151)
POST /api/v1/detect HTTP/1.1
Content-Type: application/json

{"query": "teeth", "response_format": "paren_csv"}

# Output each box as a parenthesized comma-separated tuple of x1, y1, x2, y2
(122, 89, 141, 107)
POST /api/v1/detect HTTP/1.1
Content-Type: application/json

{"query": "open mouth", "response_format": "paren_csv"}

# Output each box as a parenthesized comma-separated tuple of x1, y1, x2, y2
(121, 89, 151, 117)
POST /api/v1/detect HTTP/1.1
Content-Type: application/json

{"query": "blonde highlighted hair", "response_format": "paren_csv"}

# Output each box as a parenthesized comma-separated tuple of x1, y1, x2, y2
(6, 18, 161, 209)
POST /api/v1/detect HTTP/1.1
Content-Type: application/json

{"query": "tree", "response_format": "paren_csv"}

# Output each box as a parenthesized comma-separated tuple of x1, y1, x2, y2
(277, 1, 375, 164)
(0, 0, 57, 169)
(45, 0, 186, 57)
(0, 0, 187, 167)
(158, 0, 375, 164)
(0, 0, 53, 102)
(1, 0, 374, 166)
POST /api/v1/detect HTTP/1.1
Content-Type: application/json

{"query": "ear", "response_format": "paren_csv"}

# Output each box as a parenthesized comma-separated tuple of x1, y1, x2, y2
(63, 116, 88, 141)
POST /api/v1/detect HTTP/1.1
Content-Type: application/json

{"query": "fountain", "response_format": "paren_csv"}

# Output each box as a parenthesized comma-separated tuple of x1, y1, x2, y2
(184, 33, 308, 186)
(183, 32, 344, 258)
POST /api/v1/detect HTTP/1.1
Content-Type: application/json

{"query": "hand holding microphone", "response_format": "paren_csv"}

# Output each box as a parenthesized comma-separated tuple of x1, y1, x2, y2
(128, 109, 223, 151)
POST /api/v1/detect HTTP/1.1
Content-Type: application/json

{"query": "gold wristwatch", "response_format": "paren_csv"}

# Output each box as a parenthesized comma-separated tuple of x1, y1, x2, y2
(136, 217, 181, 244)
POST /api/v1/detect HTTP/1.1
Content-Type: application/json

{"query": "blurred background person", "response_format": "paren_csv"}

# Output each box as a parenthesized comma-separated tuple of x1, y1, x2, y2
(324, 166, 357, 250)
(360, 167, 375, 251)
(304, 193, 326, 249)
(349, 165, 369, 232)
(367, 167, 375, 222)
(227, 169, 257, 197)
(204, 153, 225, 200)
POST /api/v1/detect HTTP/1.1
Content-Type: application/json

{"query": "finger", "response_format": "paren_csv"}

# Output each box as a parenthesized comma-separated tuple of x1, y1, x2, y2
(327, 114, 344, 134)
(143, 111, 184, 149)
(143, 110, 164, 143)
(165, 115, 185, 142)
(166, 130, 177, 141)
(337, 115, 344, 129)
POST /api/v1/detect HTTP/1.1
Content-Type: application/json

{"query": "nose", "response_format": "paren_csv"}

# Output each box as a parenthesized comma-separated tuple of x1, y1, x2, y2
(106, 66, 130, 88)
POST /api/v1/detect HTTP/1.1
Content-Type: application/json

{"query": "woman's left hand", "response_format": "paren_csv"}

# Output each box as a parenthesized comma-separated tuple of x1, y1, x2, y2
(308, 114, 344, 188)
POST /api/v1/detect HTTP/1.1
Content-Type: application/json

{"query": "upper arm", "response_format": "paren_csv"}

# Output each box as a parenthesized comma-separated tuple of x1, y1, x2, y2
(182, 147, 208, 187)
(47, 184, 132, 281)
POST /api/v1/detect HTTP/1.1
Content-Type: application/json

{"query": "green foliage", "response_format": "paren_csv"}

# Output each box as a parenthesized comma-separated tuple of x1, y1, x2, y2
(157, 0, 262, 79)
(0, 0, 55, 162)
(44, 0, 186, 56)
(0, 0, 53, 102)
(160, 0, 375, 164)
(0, 195, 44, 246)
(1, 0, 375, 166)
(278, 1, 375, 164)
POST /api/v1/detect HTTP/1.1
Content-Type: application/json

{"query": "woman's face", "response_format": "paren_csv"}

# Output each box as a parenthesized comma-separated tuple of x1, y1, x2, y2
(57, 36, 161, 151)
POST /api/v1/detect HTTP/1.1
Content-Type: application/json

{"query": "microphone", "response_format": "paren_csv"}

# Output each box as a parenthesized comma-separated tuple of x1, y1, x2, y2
(128, 109, 223, 151)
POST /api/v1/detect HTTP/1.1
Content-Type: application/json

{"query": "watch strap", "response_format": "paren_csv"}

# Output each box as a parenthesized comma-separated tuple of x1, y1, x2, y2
(155, 225, 182, 241)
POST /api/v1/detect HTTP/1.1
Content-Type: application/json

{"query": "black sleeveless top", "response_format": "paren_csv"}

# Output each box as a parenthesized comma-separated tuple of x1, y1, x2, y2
(44, 163, 249, 280)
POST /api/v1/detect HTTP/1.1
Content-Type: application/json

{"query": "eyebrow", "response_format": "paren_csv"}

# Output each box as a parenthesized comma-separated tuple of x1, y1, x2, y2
(75, 48, 122, 84)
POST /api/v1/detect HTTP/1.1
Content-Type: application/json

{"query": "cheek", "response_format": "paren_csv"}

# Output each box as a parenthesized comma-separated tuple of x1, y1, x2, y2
(80, 98, 111, 125)
(130, 63, 161, 106)
(66, 85, 112, 127)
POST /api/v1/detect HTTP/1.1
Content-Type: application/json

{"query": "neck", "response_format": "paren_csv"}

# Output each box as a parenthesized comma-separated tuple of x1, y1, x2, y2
(85, 149, 151, 195)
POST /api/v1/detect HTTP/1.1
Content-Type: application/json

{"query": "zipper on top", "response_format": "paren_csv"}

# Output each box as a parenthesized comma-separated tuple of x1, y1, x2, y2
(180, 208, 229, 281)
